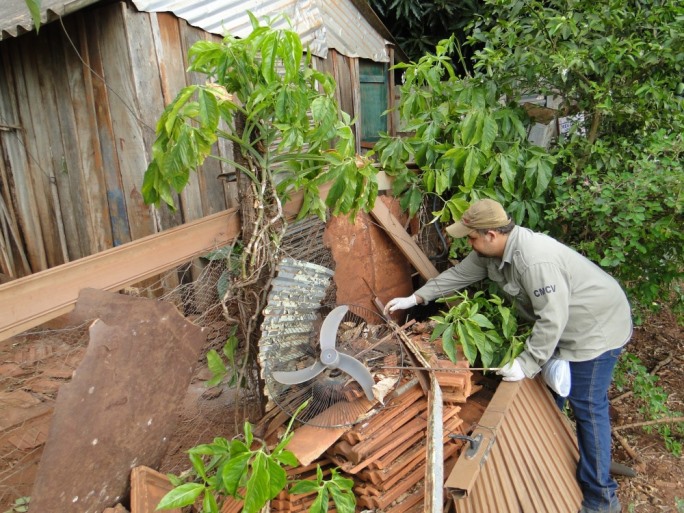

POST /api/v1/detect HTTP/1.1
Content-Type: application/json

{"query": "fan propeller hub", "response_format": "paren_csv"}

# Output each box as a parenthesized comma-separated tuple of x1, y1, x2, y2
(320, 348, 340, 366)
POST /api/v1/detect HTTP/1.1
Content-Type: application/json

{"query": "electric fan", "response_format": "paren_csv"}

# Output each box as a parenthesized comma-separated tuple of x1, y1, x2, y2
(263, 304, 404, 427)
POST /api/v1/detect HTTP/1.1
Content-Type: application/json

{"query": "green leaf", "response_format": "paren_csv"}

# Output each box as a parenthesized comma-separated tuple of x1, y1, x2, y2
(441, 324, 456, 362)
(329, 485, 356, 513)
(243, 454, 270, 513)
(221, 452, 250, 496)
(463, 149, 483, 189)
(470, 313, 496, 329)
(265, 457, 288, 497)
(498, 154, 516, 194)
(189, 451, 208, 481)
(198, 88, 220, 130)
(206, 350, 226, 378)
(309, 487, 329, 513)
(289, 480, 320, 495)
(26, 0, 41, 32)
(157, 482, 205, 509)
(481, 115, 498, 154)
(202, 490, 219, 513)
(456, 323, 477, 364)
(275, 449, 299, 468)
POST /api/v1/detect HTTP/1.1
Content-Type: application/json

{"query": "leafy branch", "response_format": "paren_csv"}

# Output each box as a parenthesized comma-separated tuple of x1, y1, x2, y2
(429, 290, 529, 368)
(157, 403, 356, 513)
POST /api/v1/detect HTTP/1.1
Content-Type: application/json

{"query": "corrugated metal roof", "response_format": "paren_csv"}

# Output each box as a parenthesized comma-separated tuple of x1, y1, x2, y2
(130, 0, 391, 61)
(445, 378, 583, 512)
(0, 0, 101, 40)
(1, 0, 394, 61)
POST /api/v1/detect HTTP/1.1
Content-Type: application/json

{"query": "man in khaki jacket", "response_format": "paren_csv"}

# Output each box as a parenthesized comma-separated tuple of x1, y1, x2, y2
(385, 199, 631, 513)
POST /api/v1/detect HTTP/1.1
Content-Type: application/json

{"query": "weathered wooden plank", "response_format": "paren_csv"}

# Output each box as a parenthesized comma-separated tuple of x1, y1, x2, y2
(98, 2, 154, 241)
(0, 43, 37, 275)
(62, 15, 113, 253)
(49, 22, 91, 260)
(349, 57, 362, 154)
(16, 34, 64, 268)
(0, 208, 240, 342)
(85, 12, 131, 247)
(151, 12, 189, 226)
(178, 20, 209, 223)
(332, 51, 355, 124)
(123, 8, 184, 236)
(370, 198, 440, 280)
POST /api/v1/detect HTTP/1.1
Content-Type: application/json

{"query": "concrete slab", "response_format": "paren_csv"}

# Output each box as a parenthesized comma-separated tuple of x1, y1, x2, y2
(28, 289, 206, 513)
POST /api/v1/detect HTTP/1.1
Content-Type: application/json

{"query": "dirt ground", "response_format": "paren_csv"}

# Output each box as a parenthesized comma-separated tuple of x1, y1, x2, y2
(1, 308, 682, 512)
(609, 308, 684, 513)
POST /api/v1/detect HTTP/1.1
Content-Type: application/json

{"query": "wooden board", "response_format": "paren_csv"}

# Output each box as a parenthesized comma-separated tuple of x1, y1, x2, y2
(85, 9, 132, 247)
(370, 198, 440, 280)
(98, 2, 154, 241)
(0, 208, 240, 341)
(63, 15, 113, 253)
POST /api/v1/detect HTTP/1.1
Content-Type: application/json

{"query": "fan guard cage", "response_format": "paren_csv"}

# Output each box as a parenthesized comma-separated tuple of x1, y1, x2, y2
(264, 304, 404, 427)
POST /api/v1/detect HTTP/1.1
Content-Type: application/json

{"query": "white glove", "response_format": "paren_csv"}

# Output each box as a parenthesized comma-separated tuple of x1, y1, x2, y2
(497, 358, 525, 381)
(383, 295, 418, 315)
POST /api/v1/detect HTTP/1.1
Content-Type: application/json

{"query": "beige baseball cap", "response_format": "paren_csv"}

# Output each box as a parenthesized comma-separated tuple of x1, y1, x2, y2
(445, 199, 511, 238)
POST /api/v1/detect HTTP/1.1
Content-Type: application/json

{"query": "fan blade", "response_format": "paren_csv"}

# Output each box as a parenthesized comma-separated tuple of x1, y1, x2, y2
(272, 361, 325, 384)
(319, 305, 349, 351)
(336, 353, 375, 401)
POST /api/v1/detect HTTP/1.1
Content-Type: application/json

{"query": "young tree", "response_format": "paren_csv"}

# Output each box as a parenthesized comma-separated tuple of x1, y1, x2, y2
(142, 15, 378, 407)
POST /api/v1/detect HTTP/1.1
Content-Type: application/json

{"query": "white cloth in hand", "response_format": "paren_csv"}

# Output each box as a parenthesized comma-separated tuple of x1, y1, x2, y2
(383, 295, 417, 315)
(497, 358, 525, 381)
(541, 357, 571, 396)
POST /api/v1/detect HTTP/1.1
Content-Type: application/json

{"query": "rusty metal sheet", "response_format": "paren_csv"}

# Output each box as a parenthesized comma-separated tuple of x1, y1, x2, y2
(28, 289, 206, 513)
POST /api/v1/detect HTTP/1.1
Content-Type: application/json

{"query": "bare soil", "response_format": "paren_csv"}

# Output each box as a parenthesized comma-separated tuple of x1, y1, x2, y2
(609, 309, 684, 513)
(1, 309, 682, 512)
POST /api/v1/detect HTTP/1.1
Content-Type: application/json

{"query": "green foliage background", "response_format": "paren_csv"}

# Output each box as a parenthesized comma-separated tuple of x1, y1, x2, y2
(373, 0, 683, 317)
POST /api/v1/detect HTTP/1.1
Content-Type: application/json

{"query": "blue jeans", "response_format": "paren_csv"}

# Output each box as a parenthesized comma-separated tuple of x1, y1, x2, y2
(553, 348, 623, 512)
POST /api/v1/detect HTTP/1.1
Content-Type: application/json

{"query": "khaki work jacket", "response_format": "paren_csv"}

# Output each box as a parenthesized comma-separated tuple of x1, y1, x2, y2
(414, 226, 632, 377)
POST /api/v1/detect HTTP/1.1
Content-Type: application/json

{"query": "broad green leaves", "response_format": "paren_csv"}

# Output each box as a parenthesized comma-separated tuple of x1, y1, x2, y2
(156, 403, 356, 513)
(142, 14, 377, 220)
(430, 291, 529, 368)
(371, 36, 556, 224)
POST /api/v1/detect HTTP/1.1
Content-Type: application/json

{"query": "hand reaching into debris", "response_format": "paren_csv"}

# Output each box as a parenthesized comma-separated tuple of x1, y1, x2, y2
(383, 295, 418, 315)
(496, 358, 525, 381)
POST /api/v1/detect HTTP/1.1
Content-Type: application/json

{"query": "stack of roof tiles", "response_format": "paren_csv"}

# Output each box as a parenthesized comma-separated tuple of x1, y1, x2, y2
(269, 350, 477, 513)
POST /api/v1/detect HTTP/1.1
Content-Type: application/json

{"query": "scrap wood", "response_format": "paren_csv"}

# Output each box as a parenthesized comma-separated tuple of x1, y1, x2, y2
(382, 448, 461, 513)
(364, 414, 465, 490)
(361, 430, 427, 474)
(613, 415, 684, 431)
(372, 403, 461, 471)
(285, 457, 332, 478)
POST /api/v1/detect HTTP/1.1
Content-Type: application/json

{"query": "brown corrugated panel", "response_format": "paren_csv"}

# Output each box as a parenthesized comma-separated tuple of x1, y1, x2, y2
(446, 377, 582, 513)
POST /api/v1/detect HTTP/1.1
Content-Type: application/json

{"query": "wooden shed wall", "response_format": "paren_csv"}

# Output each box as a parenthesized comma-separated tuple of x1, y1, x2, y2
(0, 0, 377, 281)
